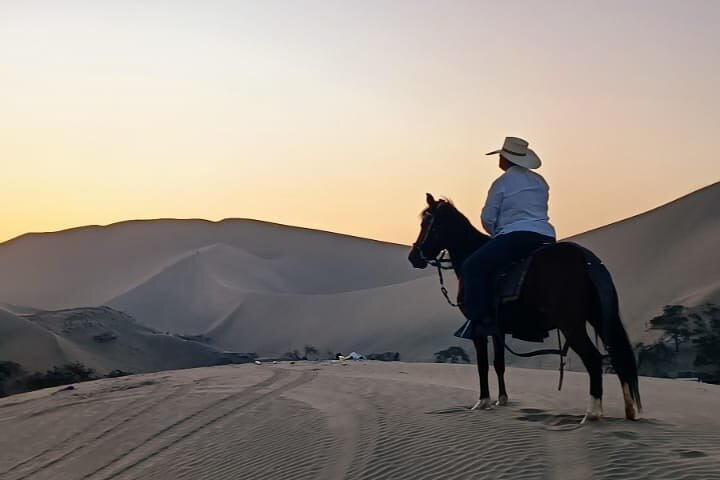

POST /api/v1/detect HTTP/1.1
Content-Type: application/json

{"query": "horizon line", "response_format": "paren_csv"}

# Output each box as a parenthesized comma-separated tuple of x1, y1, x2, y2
(2, 181, 717, 248)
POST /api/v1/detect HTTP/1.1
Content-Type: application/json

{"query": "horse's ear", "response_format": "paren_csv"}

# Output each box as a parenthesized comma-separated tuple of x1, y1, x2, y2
(426, 193, 436, 206)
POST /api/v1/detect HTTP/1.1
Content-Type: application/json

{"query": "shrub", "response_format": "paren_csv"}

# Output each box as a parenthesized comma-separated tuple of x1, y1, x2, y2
(366, 352, 400, 361)
(0, 361, 23, 379)
(24, 362, 97, 390)
(283, 350, 303, 361)
(93, 331, 118, 343)
(0, 361, 25, 397)
(434, 346, 470, 364)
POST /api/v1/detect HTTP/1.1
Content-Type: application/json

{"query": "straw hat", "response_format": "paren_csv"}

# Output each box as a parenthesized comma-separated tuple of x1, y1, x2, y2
(486, 136, 541, 169)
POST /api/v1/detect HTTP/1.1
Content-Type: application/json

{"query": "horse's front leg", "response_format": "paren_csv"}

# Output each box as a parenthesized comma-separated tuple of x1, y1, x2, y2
(492, 334, 509, 406)
(471, 336, 493, 410)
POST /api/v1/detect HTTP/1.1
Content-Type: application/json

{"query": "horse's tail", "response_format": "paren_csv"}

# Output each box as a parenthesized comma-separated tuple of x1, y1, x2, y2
(605, 310, 642, 412)
(587, 266, 642, 412)
(578, 244, 642, 412)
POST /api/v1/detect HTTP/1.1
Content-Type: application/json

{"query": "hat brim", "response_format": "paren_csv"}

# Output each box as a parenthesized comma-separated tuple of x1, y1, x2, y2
(486, 148, 541, 169)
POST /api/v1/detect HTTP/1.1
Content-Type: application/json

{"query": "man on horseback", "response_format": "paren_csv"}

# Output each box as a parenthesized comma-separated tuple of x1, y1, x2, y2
(458, 136, 556, 338)
(409, 149, 642, 418)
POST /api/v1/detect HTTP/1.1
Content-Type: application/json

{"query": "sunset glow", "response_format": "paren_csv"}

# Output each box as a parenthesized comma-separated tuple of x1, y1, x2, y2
(2, 0, 719, 244)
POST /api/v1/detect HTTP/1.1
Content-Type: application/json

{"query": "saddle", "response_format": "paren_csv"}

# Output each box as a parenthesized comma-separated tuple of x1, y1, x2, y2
(491, 244, 553, 342)
(495, 253, 537, 304)
(454, 246, 549, 342)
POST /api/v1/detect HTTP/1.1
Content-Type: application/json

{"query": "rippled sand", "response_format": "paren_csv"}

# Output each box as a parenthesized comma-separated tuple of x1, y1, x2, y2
(1, 361, 719, 480)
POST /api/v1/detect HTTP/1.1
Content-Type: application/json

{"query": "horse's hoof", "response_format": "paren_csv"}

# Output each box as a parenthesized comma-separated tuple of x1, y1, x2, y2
(622, 384, 637, 420)
(580, 397, 604, 424)
(581, 412, 603, 424)
(471, 398, 493, 410)
(495, 395, 509, 406)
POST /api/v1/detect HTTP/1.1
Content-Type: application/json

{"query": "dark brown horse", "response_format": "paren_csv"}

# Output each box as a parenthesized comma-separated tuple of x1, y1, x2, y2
(408, 194, 641, 421)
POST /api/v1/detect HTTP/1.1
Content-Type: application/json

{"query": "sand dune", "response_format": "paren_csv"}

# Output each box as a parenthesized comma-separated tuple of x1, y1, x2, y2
(108, 243, 293, 334)
(0, 308, 74, 372)
(0, 361, 718, 479)
(115, 183, 720, 363)
(203, 275, 460, 359)
(569, 181, 720, 340)
(0, 219, 427, 310)
(106, 239, 444, 338)
(0, 307, 229, 375)
(0, 183, 718, 367)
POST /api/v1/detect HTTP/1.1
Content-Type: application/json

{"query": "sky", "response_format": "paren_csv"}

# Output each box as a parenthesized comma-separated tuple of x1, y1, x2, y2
(1, 0, 719, 245)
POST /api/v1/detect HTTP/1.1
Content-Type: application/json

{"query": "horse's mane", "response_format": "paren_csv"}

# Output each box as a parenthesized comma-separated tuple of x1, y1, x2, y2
(421, 197, 475, 231)
(420, 197, 453, 216)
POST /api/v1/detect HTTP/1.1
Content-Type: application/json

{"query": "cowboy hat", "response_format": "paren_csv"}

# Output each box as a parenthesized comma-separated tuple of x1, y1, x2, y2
(486, 136, 541, 169)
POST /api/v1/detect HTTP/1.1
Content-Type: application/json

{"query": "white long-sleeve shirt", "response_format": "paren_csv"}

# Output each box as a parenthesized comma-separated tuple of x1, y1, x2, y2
(480, 166, 556, 238)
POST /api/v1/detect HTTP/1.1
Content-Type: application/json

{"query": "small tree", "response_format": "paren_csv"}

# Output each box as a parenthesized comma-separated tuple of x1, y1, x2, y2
(692, 304, 720, 375)
(693, 334, 720, 367)
(304, 345, 318, 360)
(283, 350, 302, 361)
(702, 303, 720, 317)
(637, 342, 674, 374)
(649, 305, 693, 352)
(434, 346, 470, 364)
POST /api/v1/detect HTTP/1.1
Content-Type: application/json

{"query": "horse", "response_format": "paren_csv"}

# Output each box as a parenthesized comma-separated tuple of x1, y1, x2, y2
(408, 193, 641, 422)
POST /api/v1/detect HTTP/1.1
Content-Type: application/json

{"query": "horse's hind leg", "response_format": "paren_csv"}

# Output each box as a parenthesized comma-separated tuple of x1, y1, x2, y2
(567, 328, 604, 422)
(492, 334, 508, 406)
(471, 336, 493, 410)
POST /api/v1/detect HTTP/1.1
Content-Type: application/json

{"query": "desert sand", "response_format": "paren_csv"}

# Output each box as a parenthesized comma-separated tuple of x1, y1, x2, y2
(1, 361, 719, 480)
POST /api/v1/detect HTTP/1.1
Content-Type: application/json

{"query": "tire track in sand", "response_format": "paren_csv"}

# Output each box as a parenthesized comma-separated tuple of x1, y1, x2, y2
(132, 396, 336, 480)
(6, 383, 187, 480)
(83, 368, 314, 480)
(278, 371, 381, 480)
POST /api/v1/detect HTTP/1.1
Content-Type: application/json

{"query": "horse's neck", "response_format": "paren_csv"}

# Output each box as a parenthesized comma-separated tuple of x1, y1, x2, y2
(445, 227, 488, 276)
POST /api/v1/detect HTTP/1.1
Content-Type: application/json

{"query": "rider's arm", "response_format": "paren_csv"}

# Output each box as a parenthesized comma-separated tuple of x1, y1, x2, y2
(481, 180, 504, 236)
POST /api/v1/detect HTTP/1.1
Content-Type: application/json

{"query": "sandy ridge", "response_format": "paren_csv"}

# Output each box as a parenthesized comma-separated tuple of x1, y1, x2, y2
(82, 369, 315, 480)
(2, 381, 168, 479)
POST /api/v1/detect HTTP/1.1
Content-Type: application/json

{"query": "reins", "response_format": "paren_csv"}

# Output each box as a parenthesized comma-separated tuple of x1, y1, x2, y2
(426, 249, 571, 390)
(503, 330, 571, 391)
(426, 250, 459, 308)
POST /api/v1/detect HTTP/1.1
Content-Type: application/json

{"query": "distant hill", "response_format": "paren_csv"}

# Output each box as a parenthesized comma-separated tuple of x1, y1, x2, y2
(569, 181, 720, 341)
(0, 183, 717, 366)
(0, 219, 427, 309)
(0, 307, 230, 375)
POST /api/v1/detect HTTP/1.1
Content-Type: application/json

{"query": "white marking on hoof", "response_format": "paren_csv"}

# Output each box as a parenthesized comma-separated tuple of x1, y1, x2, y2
(622, 384, 637, 420)
(495, 394, 509, 406)
(471, 398, 493, 410)
(581, 397, 604, 424)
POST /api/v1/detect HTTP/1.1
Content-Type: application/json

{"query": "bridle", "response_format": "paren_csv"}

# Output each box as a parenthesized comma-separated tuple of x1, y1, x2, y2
(413, 210, 459, 307)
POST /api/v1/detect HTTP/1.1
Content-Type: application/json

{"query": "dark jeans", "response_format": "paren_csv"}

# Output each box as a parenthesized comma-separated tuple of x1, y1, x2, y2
(460, 231, 555, 323)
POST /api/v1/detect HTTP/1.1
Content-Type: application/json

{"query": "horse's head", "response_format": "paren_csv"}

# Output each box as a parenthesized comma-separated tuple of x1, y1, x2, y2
(408, 193, 453, 269)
